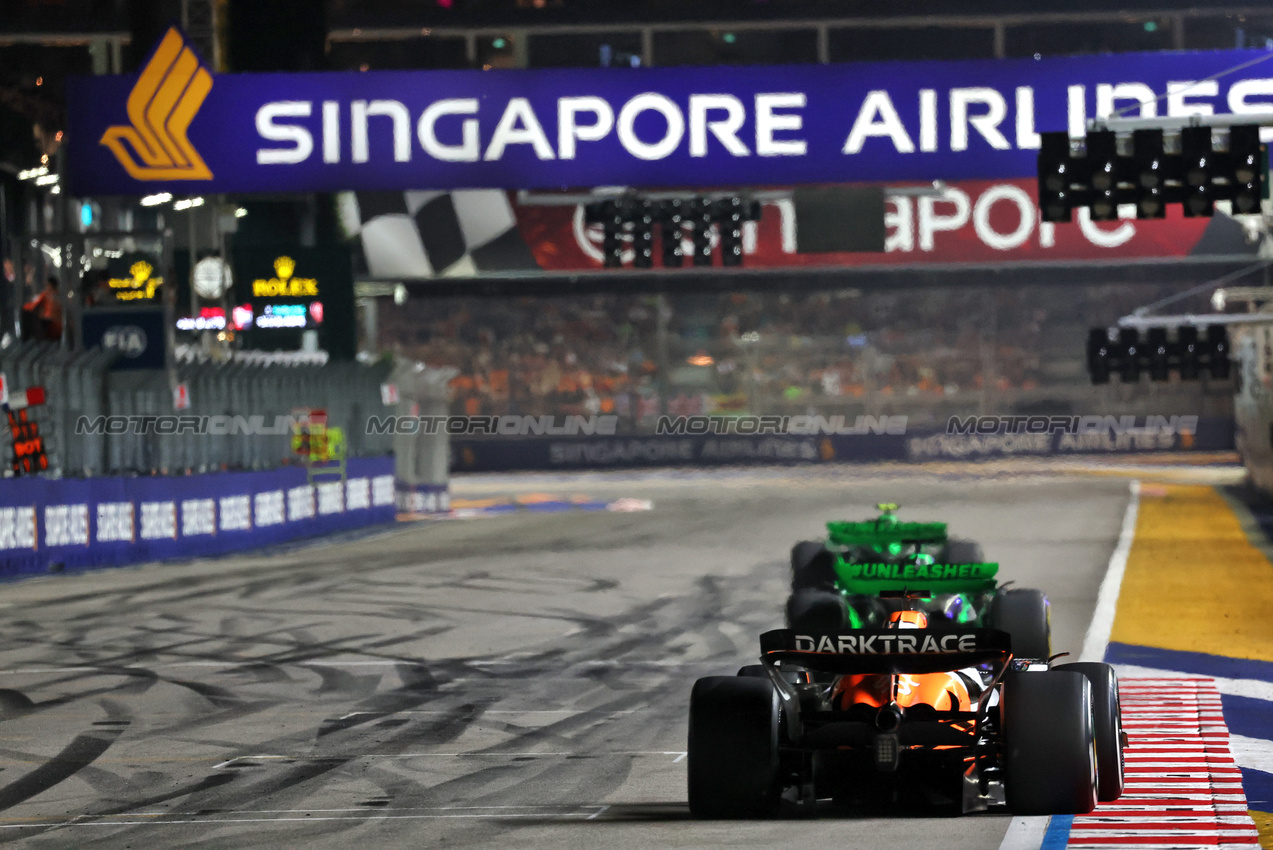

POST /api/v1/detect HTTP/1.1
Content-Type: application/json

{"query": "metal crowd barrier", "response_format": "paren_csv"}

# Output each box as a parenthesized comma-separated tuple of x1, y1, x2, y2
(0, 341, 396, 478)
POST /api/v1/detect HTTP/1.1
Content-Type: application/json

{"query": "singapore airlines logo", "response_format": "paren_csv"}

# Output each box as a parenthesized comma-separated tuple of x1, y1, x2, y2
(99, 28, 213, 181)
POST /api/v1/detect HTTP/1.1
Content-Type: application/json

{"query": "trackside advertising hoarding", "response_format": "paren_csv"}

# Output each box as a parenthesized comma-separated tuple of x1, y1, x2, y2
(448, 416, 1236, 472)
(0, 458, 399, 578)
(66, 28, 1273, 195)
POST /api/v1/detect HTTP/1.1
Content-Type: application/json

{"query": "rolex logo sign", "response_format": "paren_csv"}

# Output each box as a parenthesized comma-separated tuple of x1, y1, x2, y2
(109, 260, 164, 300)
(253, 256, 318, 298)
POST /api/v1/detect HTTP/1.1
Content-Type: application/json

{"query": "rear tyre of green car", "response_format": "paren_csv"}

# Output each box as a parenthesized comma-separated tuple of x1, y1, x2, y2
(786, 587, 846, 633)
(791, 541, 836, 591)
(989, 588, 1051, 660)
(942, 538, 985, 564)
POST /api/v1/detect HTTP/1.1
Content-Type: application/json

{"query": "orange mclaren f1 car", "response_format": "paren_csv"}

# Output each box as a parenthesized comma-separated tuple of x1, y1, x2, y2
(687, 602, 1126, 817)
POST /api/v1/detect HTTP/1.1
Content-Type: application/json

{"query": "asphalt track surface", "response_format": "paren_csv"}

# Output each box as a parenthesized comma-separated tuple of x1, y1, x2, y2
(0, 468, 1137, 849)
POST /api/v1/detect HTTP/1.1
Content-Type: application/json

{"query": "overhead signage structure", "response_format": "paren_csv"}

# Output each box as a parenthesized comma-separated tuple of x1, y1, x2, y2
(67, 28, 1273, 195)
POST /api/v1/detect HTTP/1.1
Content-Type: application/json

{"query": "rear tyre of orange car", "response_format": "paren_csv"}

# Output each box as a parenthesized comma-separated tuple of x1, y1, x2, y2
(791, 541, 836, 591)
(989, 588, 1051, 660)
(1003, 671, 1098, 815)
(688, 676, 782, 818)
(1055, 662, 1125, 802)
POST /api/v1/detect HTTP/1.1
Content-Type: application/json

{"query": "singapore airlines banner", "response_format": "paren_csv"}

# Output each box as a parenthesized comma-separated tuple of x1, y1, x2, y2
(67, 28, 1273, 195)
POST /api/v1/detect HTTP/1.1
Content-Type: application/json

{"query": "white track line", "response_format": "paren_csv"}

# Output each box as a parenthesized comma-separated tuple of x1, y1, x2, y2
(998, 815, 1051, 850)
(1228, 733, 1273, 774)
(1080, 479, 1141, 663)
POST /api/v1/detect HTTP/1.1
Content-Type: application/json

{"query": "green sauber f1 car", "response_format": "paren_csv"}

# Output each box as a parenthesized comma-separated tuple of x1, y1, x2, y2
(786, 504, 1051, 659)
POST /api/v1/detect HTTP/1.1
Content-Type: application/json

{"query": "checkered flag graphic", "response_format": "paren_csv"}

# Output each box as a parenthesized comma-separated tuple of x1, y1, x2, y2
(340, 190, 540, 278)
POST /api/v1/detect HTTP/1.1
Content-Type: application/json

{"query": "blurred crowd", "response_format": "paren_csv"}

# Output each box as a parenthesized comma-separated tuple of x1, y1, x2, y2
(378, 283, 1217, 432)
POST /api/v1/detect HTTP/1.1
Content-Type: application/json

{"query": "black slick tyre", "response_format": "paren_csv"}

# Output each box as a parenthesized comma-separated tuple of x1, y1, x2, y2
(786, 587, 847, 633)
(791, 541, 836, 591)
(943, 538, 985, 564)
(1003, 670, 1098, 815)
(687, 676, 781, 818)
(989, 588, 1051, 660)
(1055, 661, 1125, 802)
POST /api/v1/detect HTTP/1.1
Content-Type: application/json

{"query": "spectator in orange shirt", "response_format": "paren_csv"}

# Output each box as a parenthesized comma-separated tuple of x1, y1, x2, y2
(22, 277, 63, 341)
(488, 369, 509, 398)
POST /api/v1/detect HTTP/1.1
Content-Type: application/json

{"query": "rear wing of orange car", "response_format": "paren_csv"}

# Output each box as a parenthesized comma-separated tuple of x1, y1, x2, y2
(759, 628, 1013, 675)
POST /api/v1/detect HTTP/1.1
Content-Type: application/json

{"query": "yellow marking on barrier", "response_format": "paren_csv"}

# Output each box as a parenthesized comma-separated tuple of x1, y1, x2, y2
(1110, 483, 1273, 663)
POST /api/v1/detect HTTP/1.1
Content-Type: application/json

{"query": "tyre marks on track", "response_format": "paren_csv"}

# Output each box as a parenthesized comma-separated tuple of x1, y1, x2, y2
(1066, 678, 1260, 849)
(0, 556, 779, 847)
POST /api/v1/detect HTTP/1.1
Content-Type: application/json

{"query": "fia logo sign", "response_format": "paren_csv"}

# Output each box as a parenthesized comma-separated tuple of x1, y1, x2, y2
(102, 325, 148, 358)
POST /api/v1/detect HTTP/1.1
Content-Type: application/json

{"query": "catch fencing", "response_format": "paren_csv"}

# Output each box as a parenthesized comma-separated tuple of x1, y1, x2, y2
(0, 341, 395, 478)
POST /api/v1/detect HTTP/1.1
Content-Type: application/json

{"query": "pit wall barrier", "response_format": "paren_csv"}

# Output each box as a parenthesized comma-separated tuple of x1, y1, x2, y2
(0, 457, 398, 579)
(449, 416, 1236, 472)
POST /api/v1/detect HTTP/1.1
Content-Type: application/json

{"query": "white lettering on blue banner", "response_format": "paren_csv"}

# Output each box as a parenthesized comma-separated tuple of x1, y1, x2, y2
(66, 47, 1273, 194)
(288, 485, 315, 521)
(254, 490, 285, 527)
(181, 499, 216, 536)
(346, 478, 370, 510)
(372, 475, 395, 507)
(45, 504, 89, 547)
(140, 501, 177, 540)
(317, 482, 344, 515)
(96, 502, 134, 543)
(0, 507, 38, 550)
(219, 495, 252, 532)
